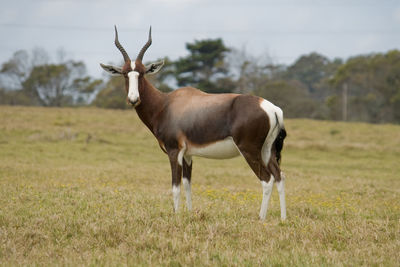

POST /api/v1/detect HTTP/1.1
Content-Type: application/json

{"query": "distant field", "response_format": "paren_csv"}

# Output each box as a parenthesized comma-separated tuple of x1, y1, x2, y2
(0, 106, 399, 266)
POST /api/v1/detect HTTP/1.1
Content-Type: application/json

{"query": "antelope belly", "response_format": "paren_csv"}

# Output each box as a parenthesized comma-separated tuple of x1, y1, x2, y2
(187, 137, 240, 159)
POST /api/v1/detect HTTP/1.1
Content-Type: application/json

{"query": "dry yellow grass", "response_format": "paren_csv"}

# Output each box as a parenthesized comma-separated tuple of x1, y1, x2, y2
(0, 106, 399, 266)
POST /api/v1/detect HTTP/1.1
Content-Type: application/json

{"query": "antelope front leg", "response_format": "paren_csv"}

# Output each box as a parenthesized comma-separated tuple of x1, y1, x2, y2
(168, 151, 182, 213)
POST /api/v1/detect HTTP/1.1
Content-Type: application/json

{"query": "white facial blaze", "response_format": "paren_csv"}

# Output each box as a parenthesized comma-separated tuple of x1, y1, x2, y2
(127, 62, 140, 103)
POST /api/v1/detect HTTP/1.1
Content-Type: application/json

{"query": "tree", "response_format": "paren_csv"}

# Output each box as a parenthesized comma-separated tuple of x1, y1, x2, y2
(92, 75, 127, 109)
(0, 48, 101, 107)
(255, 80, 322, 119)
(21, 61, 101, 107)
(285, 52, 342, 100)
(0, 87, 32, 106)
(174, 39, 232, 93)
(227, 47, 280, 94)
(330, 50, 400, 123)
(0, 50, 31, 90)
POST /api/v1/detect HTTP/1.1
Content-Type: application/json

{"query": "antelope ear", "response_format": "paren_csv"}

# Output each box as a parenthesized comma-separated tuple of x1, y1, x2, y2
(145, 60, 164, 75)
(100, 63, 123, 75)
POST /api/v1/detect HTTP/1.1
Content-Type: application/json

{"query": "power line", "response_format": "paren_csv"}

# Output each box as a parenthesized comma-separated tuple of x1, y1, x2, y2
(0, 23, 399, 36)
(0, 44, 303, 63)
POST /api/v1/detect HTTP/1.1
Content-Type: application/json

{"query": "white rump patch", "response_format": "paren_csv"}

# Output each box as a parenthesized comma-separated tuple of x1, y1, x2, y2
(260, 99, 283, 165)
(260, 99, 283, 128)
(127, 62, 139, 103)
(187, 137, 240, 159)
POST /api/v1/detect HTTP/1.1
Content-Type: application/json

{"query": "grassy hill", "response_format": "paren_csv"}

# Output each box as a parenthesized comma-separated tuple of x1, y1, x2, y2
(0, 106, 399, 265)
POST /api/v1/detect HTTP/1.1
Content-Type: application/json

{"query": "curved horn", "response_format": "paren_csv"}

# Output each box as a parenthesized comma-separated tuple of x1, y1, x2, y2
(114, 25, 130, 62)
(136, 26, 152, 62)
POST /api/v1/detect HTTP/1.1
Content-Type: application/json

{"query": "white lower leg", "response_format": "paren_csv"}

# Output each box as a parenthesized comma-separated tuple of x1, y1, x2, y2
(259, 176, 275, 220)
(172, 184, 180, 212)
(182, 177, 192, 211)
(276, 172, 286, 220)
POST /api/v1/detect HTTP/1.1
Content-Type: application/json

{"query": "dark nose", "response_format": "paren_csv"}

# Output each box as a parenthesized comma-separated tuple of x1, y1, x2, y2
(129, 99, 140, 106)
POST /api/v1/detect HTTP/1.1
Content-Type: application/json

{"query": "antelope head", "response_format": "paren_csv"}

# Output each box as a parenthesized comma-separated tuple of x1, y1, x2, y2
(100, 26, 164, 107)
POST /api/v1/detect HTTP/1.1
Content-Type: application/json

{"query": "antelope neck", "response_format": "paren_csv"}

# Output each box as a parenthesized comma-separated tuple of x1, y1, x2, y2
(135, 77, 166, 134)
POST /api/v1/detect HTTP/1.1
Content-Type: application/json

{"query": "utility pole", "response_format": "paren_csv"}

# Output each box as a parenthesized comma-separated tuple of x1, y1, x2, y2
(342, 83, 348, 121)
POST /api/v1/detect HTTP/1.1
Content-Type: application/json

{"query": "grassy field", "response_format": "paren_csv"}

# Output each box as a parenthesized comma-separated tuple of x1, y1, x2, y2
(0, 106, 399, 266)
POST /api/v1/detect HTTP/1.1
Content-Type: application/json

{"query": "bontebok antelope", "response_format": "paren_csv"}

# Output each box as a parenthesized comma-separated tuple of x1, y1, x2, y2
(100, 26, 287, 220)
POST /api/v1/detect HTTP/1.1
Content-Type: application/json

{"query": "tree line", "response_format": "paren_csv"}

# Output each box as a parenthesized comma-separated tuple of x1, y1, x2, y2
(1, 41, 399, 124)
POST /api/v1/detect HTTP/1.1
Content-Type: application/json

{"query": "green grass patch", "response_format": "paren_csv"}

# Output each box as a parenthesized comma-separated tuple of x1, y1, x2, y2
(0, 106, 399, 265)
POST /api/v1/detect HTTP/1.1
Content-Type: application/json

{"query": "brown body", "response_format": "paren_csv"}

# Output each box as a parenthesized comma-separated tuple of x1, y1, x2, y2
(135, 81, 283, 182)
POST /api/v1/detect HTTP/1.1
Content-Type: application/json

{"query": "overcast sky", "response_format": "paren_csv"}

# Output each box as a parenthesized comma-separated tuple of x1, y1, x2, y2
(1, 0, 399, 78)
